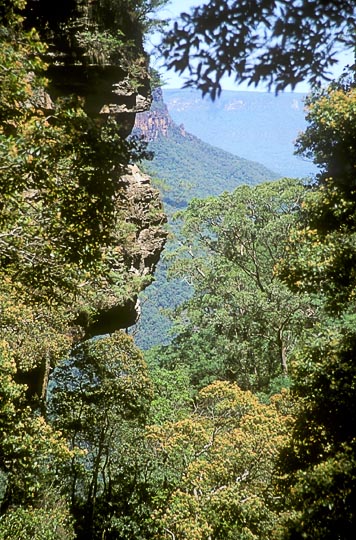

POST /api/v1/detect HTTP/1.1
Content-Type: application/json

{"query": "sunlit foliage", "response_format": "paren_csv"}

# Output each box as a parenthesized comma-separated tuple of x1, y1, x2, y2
(152, 178, 316, 393)
(276, 79, 356, 540)
(147, 381, 294, 540)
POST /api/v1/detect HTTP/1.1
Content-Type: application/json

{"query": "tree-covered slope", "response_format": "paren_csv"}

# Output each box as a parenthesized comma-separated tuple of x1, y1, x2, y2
(163, 89, 317, 179)
(134, 88, 279, 213)
(145, 128, 279, 210)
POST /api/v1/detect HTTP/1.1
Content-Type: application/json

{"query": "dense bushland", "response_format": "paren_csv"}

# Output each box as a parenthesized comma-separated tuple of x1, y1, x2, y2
(1, 1, 355, 539)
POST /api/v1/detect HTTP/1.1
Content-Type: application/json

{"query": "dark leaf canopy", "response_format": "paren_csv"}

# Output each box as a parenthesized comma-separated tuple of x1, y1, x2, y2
(160, 0, 356, 98)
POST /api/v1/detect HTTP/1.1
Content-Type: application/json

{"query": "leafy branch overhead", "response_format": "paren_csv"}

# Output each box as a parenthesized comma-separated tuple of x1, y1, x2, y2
(0, 2, 162, 305)
(160, 0, 356, 98)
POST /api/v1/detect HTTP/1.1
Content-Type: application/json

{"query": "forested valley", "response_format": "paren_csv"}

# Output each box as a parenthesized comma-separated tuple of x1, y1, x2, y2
(0, 1, 355, 540)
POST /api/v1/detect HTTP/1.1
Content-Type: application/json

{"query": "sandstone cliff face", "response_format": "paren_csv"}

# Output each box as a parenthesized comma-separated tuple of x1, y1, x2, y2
(84, 164, 167, 337)
(24, 0, 167, 335)
(134, 87, 187, 141)
(123, 165, 167, 277)
(25, 0, 152, 136)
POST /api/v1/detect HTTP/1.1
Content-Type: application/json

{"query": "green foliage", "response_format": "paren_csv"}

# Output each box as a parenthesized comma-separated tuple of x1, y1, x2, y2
(151, 178, 316, 392)
(79, 0, 169, 35)
(147, 381, 293, 540)
(277, 445, 356, 540)
(276, 319, 356, 539)
(0, 502, 75, 540)
(0, 0, 26, 28)
(0, 3, 163, 539)
(22, 0, 169, 88)
(3, 2, 356, 539)
(143, 125, 278, 211)
(133, 262, 192, 350)
(0, 11, 148, 305)
(160, 0, 355, 98)
(50, 332, 153, 431)
(75, 28, 128, 65)
(48, 332, 153, 540)
(134, 106, 278, 350)
(0, 339, 74, 509)
(275, 80, 356, 539)
(146, 361, 193, 423)
(0, 15, 150, 517)
(279, 81, 356, 310)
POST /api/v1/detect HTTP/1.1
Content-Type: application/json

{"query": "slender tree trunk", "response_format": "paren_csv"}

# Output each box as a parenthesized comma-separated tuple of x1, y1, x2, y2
(277, 327, 288, 375)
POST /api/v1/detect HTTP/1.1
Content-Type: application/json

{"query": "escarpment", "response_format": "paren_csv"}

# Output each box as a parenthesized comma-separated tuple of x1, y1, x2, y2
(134, 87, 187, 140)
(83, 164, 167, 339)
(24, 0, 152, 133)
(0, 0, 168, 404)
(21, 0, 167, 337)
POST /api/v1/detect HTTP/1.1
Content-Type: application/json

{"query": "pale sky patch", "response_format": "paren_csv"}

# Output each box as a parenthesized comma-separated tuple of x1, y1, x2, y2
(147, 0, 354, 93)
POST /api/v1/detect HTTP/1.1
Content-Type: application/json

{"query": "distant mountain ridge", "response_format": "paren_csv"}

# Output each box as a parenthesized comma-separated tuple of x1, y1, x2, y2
(131, 89, 317, 350)
(162, 88, 317, 179)
(134, 88, 279, 212)
(134, 87, 186, 140)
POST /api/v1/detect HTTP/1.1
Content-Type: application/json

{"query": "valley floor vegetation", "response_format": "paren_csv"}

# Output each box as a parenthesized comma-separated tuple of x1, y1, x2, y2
(1, 1, 356, 539)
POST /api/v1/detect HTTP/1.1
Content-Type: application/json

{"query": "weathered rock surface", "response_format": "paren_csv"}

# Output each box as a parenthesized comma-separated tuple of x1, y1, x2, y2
(134, 87, 186, 141)
(25, 0, 152, 134)
(46, 65, 152, 136)
(83, 165, 167, 338)
(122, 164, 168, 277)
(24, 0, 166, 335)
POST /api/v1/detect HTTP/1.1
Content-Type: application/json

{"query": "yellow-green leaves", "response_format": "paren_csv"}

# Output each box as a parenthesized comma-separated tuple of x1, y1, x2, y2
(276, 78, 356, 540)
(0, 16, 147, 306)
(148, 382, 292, 540)
(0, 503, 75, 540)
(281, 84, 356, 312)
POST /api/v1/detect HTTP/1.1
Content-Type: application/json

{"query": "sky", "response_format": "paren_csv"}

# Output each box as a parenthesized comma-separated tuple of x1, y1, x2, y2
(148, 0, 354, 93)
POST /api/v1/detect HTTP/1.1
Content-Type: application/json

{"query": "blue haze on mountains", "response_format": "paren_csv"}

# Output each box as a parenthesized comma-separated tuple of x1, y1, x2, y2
(163, 88, 317, 179)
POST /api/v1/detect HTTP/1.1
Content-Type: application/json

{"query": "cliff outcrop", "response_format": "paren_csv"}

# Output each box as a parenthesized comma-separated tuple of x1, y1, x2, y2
(25, 0, 152, 135)
(123, 165, 167, 278)
(23, 0, 167, 336)
(134, 87, 187, 140)
(84, 164, 167, 338)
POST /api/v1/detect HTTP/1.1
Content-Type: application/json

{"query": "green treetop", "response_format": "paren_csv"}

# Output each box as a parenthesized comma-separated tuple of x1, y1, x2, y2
(275, 77, 356, 540)
(152, 178, 317, 394)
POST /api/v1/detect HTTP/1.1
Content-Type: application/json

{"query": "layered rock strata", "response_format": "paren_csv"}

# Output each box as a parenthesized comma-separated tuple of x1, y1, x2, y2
(84, 165, 167, 338)
(134, 87, 187, 140)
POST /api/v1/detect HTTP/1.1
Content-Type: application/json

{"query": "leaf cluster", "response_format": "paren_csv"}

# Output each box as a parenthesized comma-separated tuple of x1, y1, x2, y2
(160, 0, 355, 98)
(0, 15, 150, 306)
(274, 80, 356, 540)
(148, 381, 293, 540)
